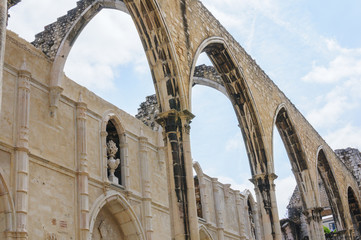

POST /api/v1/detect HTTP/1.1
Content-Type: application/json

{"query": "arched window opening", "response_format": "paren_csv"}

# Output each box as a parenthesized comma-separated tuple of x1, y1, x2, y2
(64, 9, 154, 116)
(191, 52, 251, 199)
(317, 150, 346, 235)
(106, 120, 122, 185)
(194, 175, 203, 219)
(348, 187, 361, 238)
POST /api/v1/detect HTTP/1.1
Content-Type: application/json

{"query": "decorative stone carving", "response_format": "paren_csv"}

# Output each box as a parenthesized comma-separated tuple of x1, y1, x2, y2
(136, 95, 160, 131)
(193, 64, 224, 87)
(107, 140, 120, 184)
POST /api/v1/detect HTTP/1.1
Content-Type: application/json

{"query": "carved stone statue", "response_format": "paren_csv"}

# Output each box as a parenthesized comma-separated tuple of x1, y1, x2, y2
(107, 140, 120, 184)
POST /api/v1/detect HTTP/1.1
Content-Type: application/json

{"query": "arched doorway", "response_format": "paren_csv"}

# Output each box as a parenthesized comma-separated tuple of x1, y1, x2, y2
(199, 225, 213, 240)
(347, 187, 361, 238)
(89, 191, 145, 240)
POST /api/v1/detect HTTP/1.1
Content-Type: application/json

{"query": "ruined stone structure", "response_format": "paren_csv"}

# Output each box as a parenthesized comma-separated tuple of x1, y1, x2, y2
(0, 0, 361, 240)
(282, 148, 361, 240)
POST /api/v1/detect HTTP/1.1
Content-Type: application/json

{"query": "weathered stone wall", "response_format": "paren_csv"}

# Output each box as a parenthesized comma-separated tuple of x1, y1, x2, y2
(1, 30, 171, 239)
(2, 0, 361, 239)
(0, 30, 258, 240)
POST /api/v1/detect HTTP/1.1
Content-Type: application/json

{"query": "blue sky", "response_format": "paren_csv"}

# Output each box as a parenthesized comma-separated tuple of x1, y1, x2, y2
(8, 0, 361, 218)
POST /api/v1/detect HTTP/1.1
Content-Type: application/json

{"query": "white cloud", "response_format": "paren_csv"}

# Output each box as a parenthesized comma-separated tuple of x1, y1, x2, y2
(64, 9, 148, 92)
(302, 41, 361, 83)
(306, 78, 361, 128)
(8, 0, 76, 41)
(225, 132, 243, 152)
(216, 176, 255, 197)
(325, 124, 361, 150)
(275, 175, 296, 218)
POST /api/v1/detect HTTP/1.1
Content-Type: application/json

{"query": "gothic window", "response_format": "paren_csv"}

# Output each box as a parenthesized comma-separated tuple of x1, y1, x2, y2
(106, 120, 122, 185)
(194, 176, 203, 218)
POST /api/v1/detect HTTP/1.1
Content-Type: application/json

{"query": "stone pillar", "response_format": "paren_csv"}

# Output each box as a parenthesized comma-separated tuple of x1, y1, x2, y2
(76, 96, 89, 240)
(139, 129, 153, 240)
(212, 178, 224, 240)
(15, 62, 31, 239)
(179, 111, 200, 240)
(251, 173, 282, 240)
(100, 130, 108, 182)
(0, 0, 7, 112)
(304, 207, 325, 240)
(119, 134, 130, 189)
(235, 191, 247, 240)
(156, 110, 198, 240)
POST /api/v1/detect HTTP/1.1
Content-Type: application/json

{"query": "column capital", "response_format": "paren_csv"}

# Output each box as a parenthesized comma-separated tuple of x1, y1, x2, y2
(249, 172, 278, 184)
(303, 207, 324, 223)
(156, 109, 195, 127)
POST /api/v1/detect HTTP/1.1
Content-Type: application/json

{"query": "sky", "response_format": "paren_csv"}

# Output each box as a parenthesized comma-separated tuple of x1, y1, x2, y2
(7, 0, 361, 218)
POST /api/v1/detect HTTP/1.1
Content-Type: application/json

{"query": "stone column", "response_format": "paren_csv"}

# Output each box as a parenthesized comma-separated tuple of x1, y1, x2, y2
(304, 207, 325, 240)
(156, 110, 198, 240)
(235, 191, 247, 240)
(0, 0, 7, 112)
(15, 62, 31, 239)
(212, 178, 224, 240)
(139, 129, 153, 240)
(76, 96, 89, 240)
(251, 173, 282, 240)
(119, 134, 130, 189)
(179, 111, 200, 240)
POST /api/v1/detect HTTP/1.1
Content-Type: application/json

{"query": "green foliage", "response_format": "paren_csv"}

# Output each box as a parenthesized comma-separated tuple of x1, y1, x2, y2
(323, 226, 331, 234)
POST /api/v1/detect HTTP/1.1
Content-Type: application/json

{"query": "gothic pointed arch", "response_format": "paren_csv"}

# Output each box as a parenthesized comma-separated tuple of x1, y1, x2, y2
(190, 36, 268, 179)
(101, 110, 128, 187)
(198, 224, 213, 240)
(316, 147, 347, 232)
(190, 37, 280, 236)
(32, 0, 187, 115)
(347, 186, 361, 237)
(272, 105, 317, 212)
(89, 191, 146, 240)
(0, 168, 15, 236)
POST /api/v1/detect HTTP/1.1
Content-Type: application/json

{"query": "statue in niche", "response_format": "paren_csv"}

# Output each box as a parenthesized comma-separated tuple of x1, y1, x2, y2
(107, 140, 120, 184)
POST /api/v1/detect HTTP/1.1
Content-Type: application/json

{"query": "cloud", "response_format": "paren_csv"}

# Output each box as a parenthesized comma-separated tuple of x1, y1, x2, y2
(302, 41, 361, 83)
(306, 78, 361, 128)
(325, 124, 361, 150)
(64, 9, 148, 92)
(216, 176, 255, 196)
(225, 132, 243, 152)
(8, 0, 76, 41)
(275, 175, 296, 218)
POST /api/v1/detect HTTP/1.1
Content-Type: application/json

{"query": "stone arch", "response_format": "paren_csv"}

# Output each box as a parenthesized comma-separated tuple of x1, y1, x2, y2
(32, 0, 187, 115)
(0, 168, 15, 236)
(88, 191, 146, 240)
(347, 186, 361, 237)
(198, 224, 213, 240)
(190, 37, 281, 237)
(191, 64, 229, 99)
(272, 105, 318, 207)
(316, 147, 347, 232)
(272, 105, 325, 238)
(190, 36, 268, 176)
(101, 110, 129, 188)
